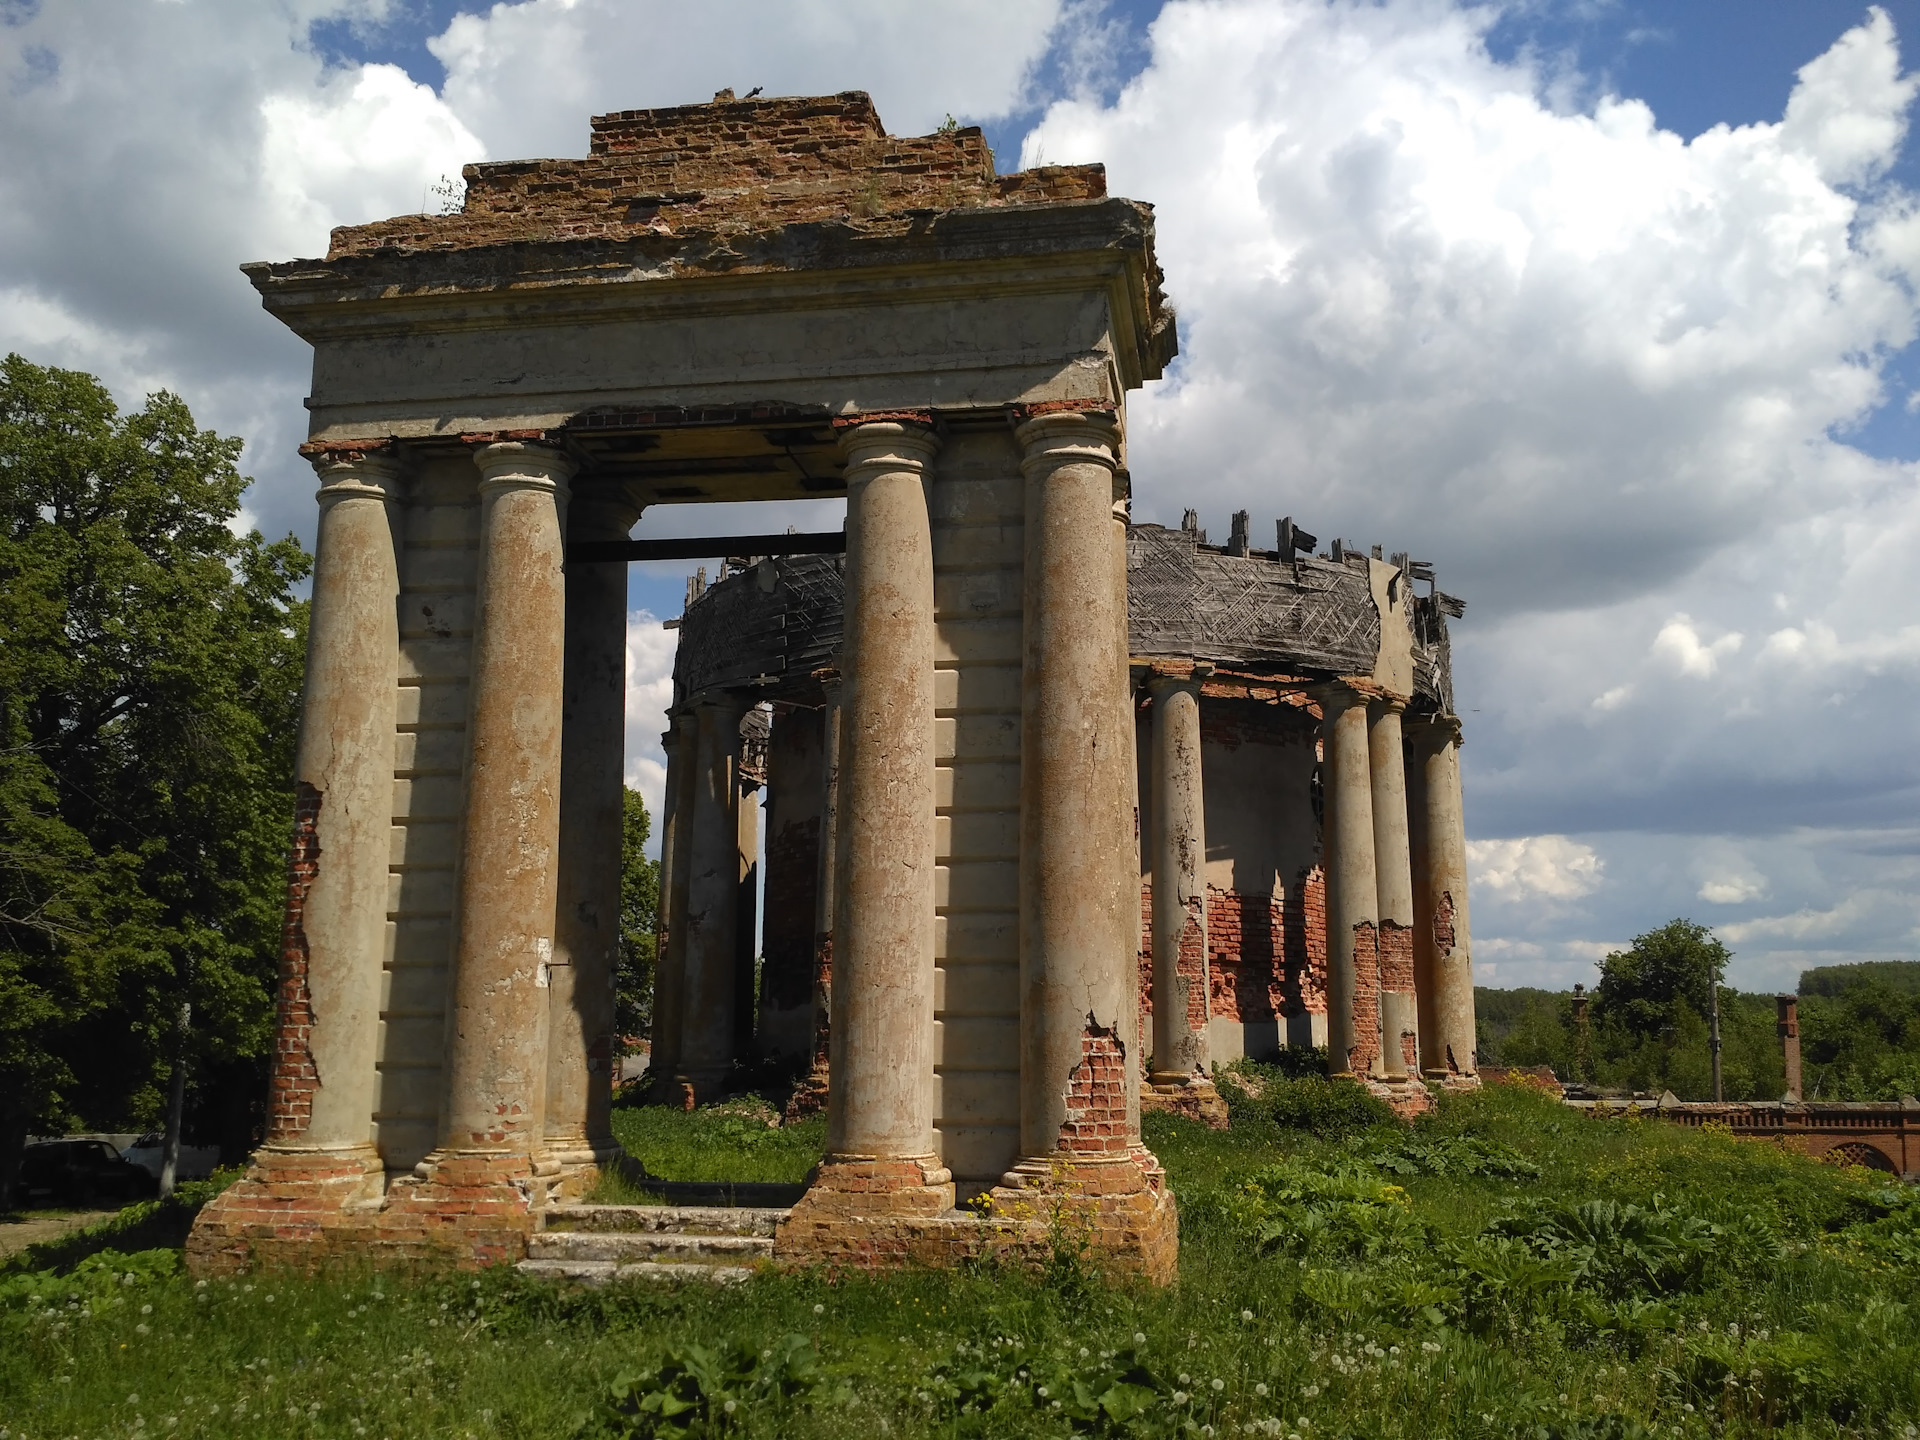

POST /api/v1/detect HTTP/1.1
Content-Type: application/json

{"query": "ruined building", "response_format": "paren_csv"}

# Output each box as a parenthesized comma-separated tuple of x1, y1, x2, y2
(187, 90, 1473, 1281)
(660, 511, 1477, 1144)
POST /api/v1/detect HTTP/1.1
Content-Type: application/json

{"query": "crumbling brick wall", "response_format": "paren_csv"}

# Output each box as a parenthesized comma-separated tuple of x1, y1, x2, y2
(1136, 872, 1328, 1059)
(328, 92, 1107, 260)
(1059, 1018, 1131, 1155)
(266, 783, 322, 1140)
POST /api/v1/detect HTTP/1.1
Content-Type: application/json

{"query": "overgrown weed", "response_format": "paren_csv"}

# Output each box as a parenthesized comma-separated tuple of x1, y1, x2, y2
(1, 1084, 1914, 1437)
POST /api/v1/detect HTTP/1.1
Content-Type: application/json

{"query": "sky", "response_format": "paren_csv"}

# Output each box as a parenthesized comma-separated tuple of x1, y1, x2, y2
(4, 0, 1920, 993)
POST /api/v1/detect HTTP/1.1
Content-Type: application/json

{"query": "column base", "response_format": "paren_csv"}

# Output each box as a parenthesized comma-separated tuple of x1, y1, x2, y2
(642, 1071, 699, 1110)
(982, 1149, 1179, 1285)
(1424, 1069, 1482, 1093)
(1361, 1075, 1437, 1119)
(541, 1136, 625, 1201)
(184, 1144, 385, 1274)
(1141, 1076, 1230, 1129)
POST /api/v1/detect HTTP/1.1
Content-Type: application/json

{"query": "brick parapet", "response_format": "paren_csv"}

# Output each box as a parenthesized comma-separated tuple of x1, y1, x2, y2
(327, 93, 1108, 261)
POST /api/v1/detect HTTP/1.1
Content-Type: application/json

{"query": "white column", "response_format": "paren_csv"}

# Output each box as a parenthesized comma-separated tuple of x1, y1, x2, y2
(263, 451, 401, 1164)
(437, 441, 573, 1167)
(1147, 673, 1210, 1085)
(821, 420, 945, 1186)
(1368, 699, 1417, 1080)
(1008, 410, 1145, 1174)
(1407, 715, 1475, 1078)
(1318, 684, 1379, 1078)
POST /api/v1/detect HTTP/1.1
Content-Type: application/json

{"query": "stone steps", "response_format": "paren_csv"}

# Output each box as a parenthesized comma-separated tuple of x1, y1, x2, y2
(515, 1204, 789, 1285)
(516, 1258, 756, 1286)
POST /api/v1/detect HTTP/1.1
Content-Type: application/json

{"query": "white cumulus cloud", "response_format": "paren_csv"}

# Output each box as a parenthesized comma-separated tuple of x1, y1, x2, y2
(1467, 835, 1605, 902)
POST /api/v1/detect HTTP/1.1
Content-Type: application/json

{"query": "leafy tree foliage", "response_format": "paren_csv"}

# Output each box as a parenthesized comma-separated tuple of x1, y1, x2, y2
(0, 355, 308, 1202)
(615, 785, 659, 1046)
(1590, 919, 1728, 1036)
(1797, 961, 1920, 1100)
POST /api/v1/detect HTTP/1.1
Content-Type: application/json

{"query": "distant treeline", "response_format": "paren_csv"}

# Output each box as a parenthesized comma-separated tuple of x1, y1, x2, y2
(1478, 957, 1920, 1101)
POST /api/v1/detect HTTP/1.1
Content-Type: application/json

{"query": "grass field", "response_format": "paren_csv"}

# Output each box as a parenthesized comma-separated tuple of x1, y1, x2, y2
(1, 1079, 1915, 1439)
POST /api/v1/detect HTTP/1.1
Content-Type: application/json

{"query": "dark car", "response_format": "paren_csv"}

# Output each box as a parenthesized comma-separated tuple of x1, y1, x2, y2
(16, 1139, 158, 1206)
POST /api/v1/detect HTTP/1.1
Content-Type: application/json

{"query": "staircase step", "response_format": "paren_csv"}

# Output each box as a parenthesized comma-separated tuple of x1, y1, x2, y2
(632, 1180, 808, 1208)
(516, 1258, 754, 1286)
(528, 1230, 774, 1263)
(543, 1204, 787, 1237)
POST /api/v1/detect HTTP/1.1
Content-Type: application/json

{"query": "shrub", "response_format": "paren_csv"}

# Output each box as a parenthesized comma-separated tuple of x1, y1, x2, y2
(1264, 1076, 1395, 1137)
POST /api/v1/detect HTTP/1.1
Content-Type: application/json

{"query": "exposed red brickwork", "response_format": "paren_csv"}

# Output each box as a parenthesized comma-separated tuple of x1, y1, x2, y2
(329, 93, 1107, 259)
(1060, 1017, 1131, 1155)
(760, 814, 818, 1014)
(1401, 1028, 1421, 1073)
(1347, 921, 1381, 1076)
(1138, 872, 1330, 1041)
(267, 783, 322, 1141)
(1377, 920, 1414, 992)
(1433, 888, 1456, 956)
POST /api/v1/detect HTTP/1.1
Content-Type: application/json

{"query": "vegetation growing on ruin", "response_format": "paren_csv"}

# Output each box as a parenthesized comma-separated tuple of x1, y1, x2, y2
(3, 1081, 1916, 1439)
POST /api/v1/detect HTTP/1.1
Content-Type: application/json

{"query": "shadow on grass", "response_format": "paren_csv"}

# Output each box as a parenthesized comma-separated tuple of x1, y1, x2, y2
(0, 1170, 241, 1277)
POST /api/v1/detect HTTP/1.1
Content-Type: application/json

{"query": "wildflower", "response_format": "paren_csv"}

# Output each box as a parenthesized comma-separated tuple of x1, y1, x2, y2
(1134, 1332, 1147, 1345)
(1421, 1341, 1441, 1354)
(1038, 1387, 1049, 1399)
(1255, 1383, 1269, 1397)
(1241, 1309, 1254, 1322)
(1682, 1404, 1694, 1414)
(1559, 1394, 1569, 1404)
(1172, 1392, 1190, 1405)
(813, 1303, 825, 1315)
(1213, 1379, 1226, 1392)
(1079, 1347, 1089, 1358)
(1180, 1373, 1190, 1385)
(723, 1400, 736, 1415)
(128, 1395, 139, 1405)
(135, 1323, 150, 1335)
(140, 1304, 153, 1316)
(194, 1280, 207, 1291)
(1388, 1345, 1399, 1356)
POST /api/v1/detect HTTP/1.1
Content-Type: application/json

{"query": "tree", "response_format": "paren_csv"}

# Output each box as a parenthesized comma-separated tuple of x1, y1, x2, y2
(615, 786, 660, 1047)
(1591, 919, 1728, 1036)
(0, 355, 308, 1203)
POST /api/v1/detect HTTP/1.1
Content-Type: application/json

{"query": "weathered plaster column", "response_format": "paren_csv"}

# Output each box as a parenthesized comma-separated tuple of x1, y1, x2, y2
(266, 451, 401, 1166)
(1317, 684, 1380, 1078)
(1146, 673, 1211, 1086)
(182, 448, 403, 1270)
(1406, 714, 1476, 1080)
(1368, 699, 1418, 1080)
(993, 408, 1172, 1281)
(676, 692, 747, 1102)
(784, 672, 841, 1120)
(647, 712, 697, 1105)
(789, 417, 950, 1226)
(429, 442, 574, 1195)
(544, 494, 639, 1181)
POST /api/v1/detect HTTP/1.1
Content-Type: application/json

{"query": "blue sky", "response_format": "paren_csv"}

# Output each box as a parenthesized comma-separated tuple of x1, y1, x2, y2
(4, 0, 1919, 989)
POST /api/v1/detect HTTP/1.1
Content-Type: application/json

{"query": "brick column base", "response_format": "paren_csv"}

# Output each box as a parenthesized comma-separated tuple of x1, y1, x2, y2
(985, 1150, 1179, 1285)
(184, 1146, 383, 1274)
(371, 1152, 549, 1267)
(1141, 1078, 1230, 1129)
(1362, 1076, 1437, 1119)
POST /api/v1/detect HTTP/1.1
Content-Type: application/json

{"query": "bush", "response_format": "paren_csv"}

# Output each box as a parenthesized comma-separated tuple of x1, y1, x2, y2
(1264, 1076, 1395, 1137)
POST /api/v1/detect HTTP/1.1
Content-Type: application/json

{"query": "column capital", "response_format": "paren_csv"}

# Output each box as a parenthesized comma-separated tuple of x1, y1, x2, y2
(1307, 678, 1371, 717)
(310, 450, 403, 508)
(472, 440, 576, 495)
(1404, 711, 1464, 750)
(835, 416, 939, 481)
(1144, 668, 1206, 700)
(1014, 408, 1119, 482)
(1369, 694, 1409, 717)
(566, 491, 642, 543)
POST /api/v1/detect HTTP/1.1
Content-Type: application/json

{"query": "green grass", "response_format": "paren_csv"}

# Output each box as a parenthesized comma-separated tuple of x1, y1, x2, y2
(604, 1094, 826, 1188)
(1, 1083, 1915, 1439)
